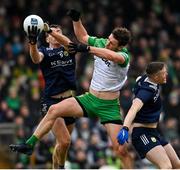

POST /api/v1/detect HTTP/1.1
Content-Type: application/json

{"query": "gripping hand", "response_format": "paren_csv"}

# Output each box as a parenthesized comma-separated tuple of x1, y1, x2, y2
(67, 9, 81, 21)
(27, 25, 40, 45)
(117, 126, 129, 145)
(68, 42, 90, 53)
(43, 23, 52, 33)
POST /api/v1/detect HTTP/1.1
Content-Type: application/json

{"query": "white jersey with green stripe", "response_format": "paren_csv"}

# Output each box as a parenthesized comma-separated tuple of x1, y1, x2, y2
(88, 36, 130, 91)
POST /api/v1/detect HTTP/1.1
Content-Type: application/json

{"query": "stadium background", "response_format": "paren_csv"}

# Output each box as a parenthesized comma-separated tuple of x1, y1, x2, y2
(0, 0, 179, 168)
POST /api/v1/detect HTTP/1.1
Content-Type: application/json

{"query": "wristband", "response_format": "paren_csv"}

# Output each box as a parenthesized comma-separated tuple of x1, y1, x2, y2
(123, 126, 129, 131)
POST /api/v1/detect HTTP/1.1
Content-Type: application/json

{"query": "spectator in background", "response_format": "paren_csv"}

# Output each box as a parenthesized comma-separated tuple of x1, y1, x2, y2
(5, 87, 21, 114)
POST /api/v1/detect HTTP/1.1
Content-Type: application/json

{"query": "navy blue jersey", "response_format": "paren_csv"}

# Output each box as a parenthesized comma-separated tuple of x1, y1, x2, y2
(39, 46, 76, 97)
(133, 75, 162, 123)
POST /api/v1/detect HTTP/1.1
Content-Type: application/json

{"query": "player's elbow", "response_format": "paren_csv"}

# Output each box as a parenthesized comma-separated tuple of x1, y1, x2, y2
(114, 55, 125, 63)
(108, 54, 123, 63)
(30, 54, 42, 64)
(32, 59, 40, 64)
(77, 35, 89, 44)
(105, 51, 124, 63)
(77, 37, 85, 44)
(113, 57, 124, 63)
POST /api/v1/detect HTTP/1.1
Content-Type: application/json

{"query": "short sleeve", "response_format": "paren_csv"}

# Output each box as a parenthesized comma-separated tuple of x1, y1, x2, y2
(117, 51, 130, 67)
(38, 46, 44, 54)
(88, 36, 97, 46)
(135, 89, 153, 104)
(88, 36, 107, 48)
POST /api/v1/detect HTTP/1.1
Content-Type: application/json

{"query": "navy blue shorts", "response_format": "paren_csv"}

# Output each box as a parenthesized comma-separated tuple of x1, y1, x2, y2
(132, 127, 168, 159)
(40, 96, 76, 125)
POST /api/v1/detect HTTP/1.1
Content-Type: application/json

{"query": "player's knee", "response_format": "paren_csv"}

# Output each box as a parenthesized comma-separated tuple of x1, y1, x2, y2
(112, 143, 127, 157)
(48, 104, 58, 117)
(56, 139, 71, 151)
(174, 160, 180, 169)
(157, 158, 172, 169)
(159, 162, 172, 169)
(56, 134, 71, 150)
(60, 139, 71, 149)
(62, 134, 71, 149)
(167, 164, 172, 169)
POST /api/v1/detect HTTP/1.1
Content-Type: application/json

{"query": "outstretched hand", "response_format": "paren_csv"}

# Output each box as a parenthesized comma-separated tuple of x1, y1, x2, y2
(68, 42, 90, 53)
(27, 25, 40, 45)
(117, 126, 129, 145)
(67, 9, 81, 21)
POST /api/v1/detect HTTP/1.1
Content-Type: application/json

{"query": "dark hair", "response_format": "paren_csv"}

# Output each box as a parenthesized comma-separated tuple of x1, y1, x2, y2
(146, 62, 165, 76)
(45, 24, 62, 37)
(112, 27, 131, 46)
(49, 24, 62, 29)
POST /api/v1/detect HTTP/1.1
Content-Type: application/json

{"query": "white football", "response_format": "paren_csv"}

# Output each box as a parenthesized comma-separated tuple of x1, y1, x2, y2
(23, 15, 44, 34)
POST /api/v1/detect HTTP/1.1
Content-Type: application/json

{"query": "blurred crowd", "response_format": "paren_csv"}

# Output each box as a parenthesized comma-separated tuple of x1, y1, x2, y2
(0, 0, 180, 169)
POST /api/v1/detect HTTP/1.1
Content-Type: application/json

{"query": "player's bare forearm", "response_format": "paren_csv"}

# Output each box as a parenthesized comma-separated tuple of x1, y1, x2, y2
(50, 31, 71, 47)
(29, 44, 43, 64)
(89, 46, 125, 63)
(123, 109, 137, 129)
(73, 20, 89, 44)
(123, 98, 143, 128)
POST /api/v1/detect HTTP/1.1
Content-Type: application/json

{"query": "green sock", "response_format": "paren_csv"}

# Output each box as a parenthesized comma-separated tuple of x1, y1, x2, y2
(26, 135, 39, 148)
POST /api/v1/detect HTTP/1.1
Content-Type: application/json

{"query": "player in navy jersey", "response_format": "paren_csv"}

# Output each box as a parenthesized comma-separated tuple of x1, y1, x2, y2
(15, 23, 76, 169)
(117, 62, 180, 169)
(10, 10, 133, 168)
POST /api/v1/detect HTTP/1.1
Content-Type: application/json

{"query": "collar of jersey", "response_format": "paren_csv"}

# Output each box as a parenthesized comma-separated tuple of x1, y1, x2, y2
(144, 77, 157, 86)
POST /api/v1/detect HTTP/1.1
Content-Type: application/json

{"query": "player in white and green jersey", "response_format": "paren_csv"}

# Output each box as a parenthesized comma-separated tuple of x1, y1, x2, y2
(70, 35, 131, 126)
(10, 9, 133, 169)
(88, 36, 130, 92)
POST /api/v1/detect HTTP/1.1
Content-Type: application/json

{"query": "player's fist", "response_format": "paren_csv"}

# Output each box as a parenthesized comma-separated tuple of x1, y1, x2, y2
(27, 25, 40, 45)
(117, 126, 129, 145)
(43, 23, 52, 33)
(67, 9, 81, 22)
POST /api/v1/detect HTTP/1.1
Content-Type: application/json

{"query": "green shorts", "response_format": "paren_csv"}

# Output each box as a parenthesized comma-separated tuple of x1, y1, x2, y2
(75, 92, 122, 124)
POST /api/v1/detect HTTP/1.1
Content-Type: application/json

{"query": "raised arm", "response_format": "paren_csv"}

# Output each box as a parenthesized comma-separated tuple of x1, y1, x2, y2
(26, 25, 44, 64)
(68, 43, 126, 64)
(29, 44, 44, 64)
(89, 46, 125, 63)
(67, 9, 89, 44)
(44, 23, 71, 47)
